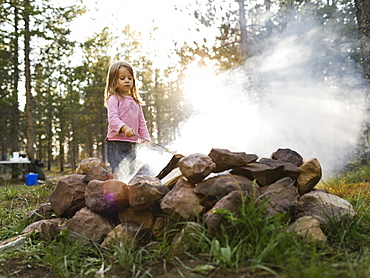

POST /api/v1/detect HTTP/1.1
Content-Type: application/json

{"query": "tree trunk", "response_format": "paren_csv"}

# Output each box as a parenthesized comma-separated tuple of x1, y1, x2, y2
(238, 0, 248, 60)
(24, 0, 35, 162)
(47, 137, 52, 171)
(10, 3, 21, 179)
(355, 0, 370, 161)
(59, 139, 64, 172)
(355, 0, 370, 81)
(11, 4, 20, 154)
(70, 140, 77, 170)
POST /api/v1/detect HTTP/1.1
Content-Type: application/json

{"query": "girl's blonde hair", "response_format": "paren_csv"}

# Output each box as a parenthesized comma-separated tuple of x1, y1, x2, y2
(104, 61, 142, 106)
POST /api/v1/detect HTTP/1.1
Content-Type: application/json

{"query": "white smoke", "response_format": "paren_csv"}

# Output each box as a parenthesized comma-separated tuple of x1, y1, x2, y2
(172, 12, 369, 178)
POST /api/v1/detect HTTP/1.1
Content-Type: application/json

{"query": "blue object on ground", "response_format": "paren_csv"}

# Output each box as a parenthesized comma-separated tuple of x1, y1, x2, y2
(26, 173, 38, 186)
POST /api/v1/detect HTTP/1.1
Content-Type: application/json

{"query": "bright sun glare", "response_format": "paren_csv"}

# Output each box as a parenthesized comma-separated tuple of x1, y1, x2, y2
(175, 63, 266, 156)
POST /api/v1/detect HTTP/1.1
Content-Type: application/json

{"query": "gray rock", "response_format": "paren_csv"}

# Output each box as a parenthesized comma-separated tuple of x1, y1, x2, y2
(76, 157, 107, 175)
(194, 174, 256, 198)
(288, 216, 327, 243)
(298, 190, 356, 224)
(259, 177, 299, 218)
(102, 222, 150, 248)
(178, 153, 216, 183)
(83, 165, 113, 182)
(271, 148, 303, 167)
(59, 207, 114, 244)
(160, 178, 204, 220)
(204, 190, 248, 236)
(208, 148, 258, 173)
(128, 175, 169, 211)
(259, 158, 301, 181)
(231, 162, 284, 186)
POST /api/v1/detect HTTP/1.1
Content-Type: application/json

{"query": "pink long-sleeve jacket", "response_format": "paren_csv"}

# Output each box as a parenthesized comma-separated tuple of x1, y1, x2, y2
(106, 95, 150, 142)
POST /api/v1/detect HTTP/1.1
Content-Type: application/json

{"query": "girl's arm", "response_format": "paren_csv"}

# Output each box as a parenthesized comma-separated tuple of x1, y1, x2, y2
(137, 106, 151, 141)
(107, 96, 126, 135)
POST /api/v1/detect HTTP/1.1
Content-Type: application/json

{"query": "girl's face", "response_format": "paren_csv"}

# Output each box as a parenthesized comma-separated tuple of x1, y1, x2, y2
(116, 66, 134, 95)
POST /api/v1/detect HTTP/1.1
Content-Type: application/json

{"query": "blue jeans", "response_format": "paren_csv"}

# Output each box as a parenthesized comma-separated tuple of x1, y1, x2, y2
(107, 141, 137, 174)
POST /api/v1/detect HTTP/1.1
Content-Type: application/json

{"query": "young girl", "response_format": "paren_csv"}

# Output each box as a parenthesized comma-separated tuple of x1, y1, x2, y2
(104, 61, 150, 174)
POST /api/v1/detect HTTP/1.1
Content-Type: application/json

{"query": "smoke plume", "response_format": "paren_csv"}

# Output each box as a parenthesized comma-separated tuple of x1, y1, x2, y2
(171, 11, 369, 178)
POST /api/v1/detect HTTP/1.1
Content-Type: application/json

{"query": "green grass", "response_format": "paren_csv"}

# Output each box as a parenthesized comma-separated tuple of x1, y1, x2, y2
(0, 183, 55, 241)
(0, 163, 369, 278)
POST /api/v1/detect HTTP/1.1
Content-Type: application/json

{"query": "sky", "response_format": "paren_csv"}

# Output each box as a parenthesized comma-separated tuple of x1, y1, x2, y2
(71, 0, 196, 38)
(66, 0, 212, 66)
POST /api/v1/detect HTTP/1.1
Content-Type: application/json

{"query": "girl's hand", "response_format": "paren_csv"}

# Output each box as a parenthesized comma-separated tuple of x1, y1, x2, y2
(121, 125, 135, 137)
(134, 134, 150, 143)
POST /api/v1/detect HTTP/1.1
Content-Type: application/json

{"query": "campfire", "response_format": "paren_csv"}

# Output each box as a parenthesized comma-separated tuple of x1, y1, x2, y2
(1, 147, 356, 251)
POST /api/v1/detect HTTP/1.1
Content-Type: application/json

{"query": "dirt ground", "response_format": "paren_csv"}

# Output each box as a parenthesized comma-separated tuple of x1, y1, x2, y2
(0, 259, 53, 278)
(0, 258, 277, 278)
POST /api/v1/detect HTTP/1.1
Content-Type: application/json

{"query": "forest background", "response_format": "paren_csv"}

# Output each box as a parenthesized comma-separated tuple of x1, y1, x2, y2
(0, 0, 369, 175)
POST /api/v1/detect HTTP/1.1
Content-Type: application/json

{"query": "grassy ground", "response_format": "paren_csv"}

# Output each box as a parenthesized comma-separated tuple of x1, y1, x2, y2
(0, 164, 369, 278)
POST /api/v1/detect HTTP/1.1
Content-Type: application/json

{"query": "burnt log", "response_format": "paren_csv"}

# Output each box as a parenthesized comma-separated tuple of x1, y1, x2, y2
(156, 154, 184, 180)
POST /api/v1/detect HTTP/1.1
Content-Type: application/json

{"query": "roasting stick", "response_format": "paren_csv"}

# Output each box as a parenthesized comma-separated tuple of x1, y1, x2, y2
(134, 134, 177, 154)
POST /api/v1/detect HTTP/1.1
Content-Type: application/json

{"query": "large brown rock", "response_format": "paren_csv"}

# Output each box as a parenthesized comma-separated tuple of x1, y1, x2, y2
(22, 218, 66, 241)
(298, 190, 356, 224)
(296, 158, 322, 195)
(194, 174, 256, 199)
(85, 179, 130, 214)
(128, 175, 169, 211)
(160, 178, 204, 220)
(102, 222, 150, 248)
(83, 165, 113, 182)
(59, 207, 114, 244)
(49, 174, 88, 218)
(258, 177, 299, 218)
(288, 216, 327, 243)
(76, 157, 107, 175)
(118, 207, 155, 229)
(271, 148, 303, 167)
(259, 158, 301, 181)
(208, 148, 258, 173)
(27, 203, 55, 223)
(178, 153, 216, 183)
(204, 190, 248, 236)
(151, 217, 165, 239)
(231, 162, 284, 186)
